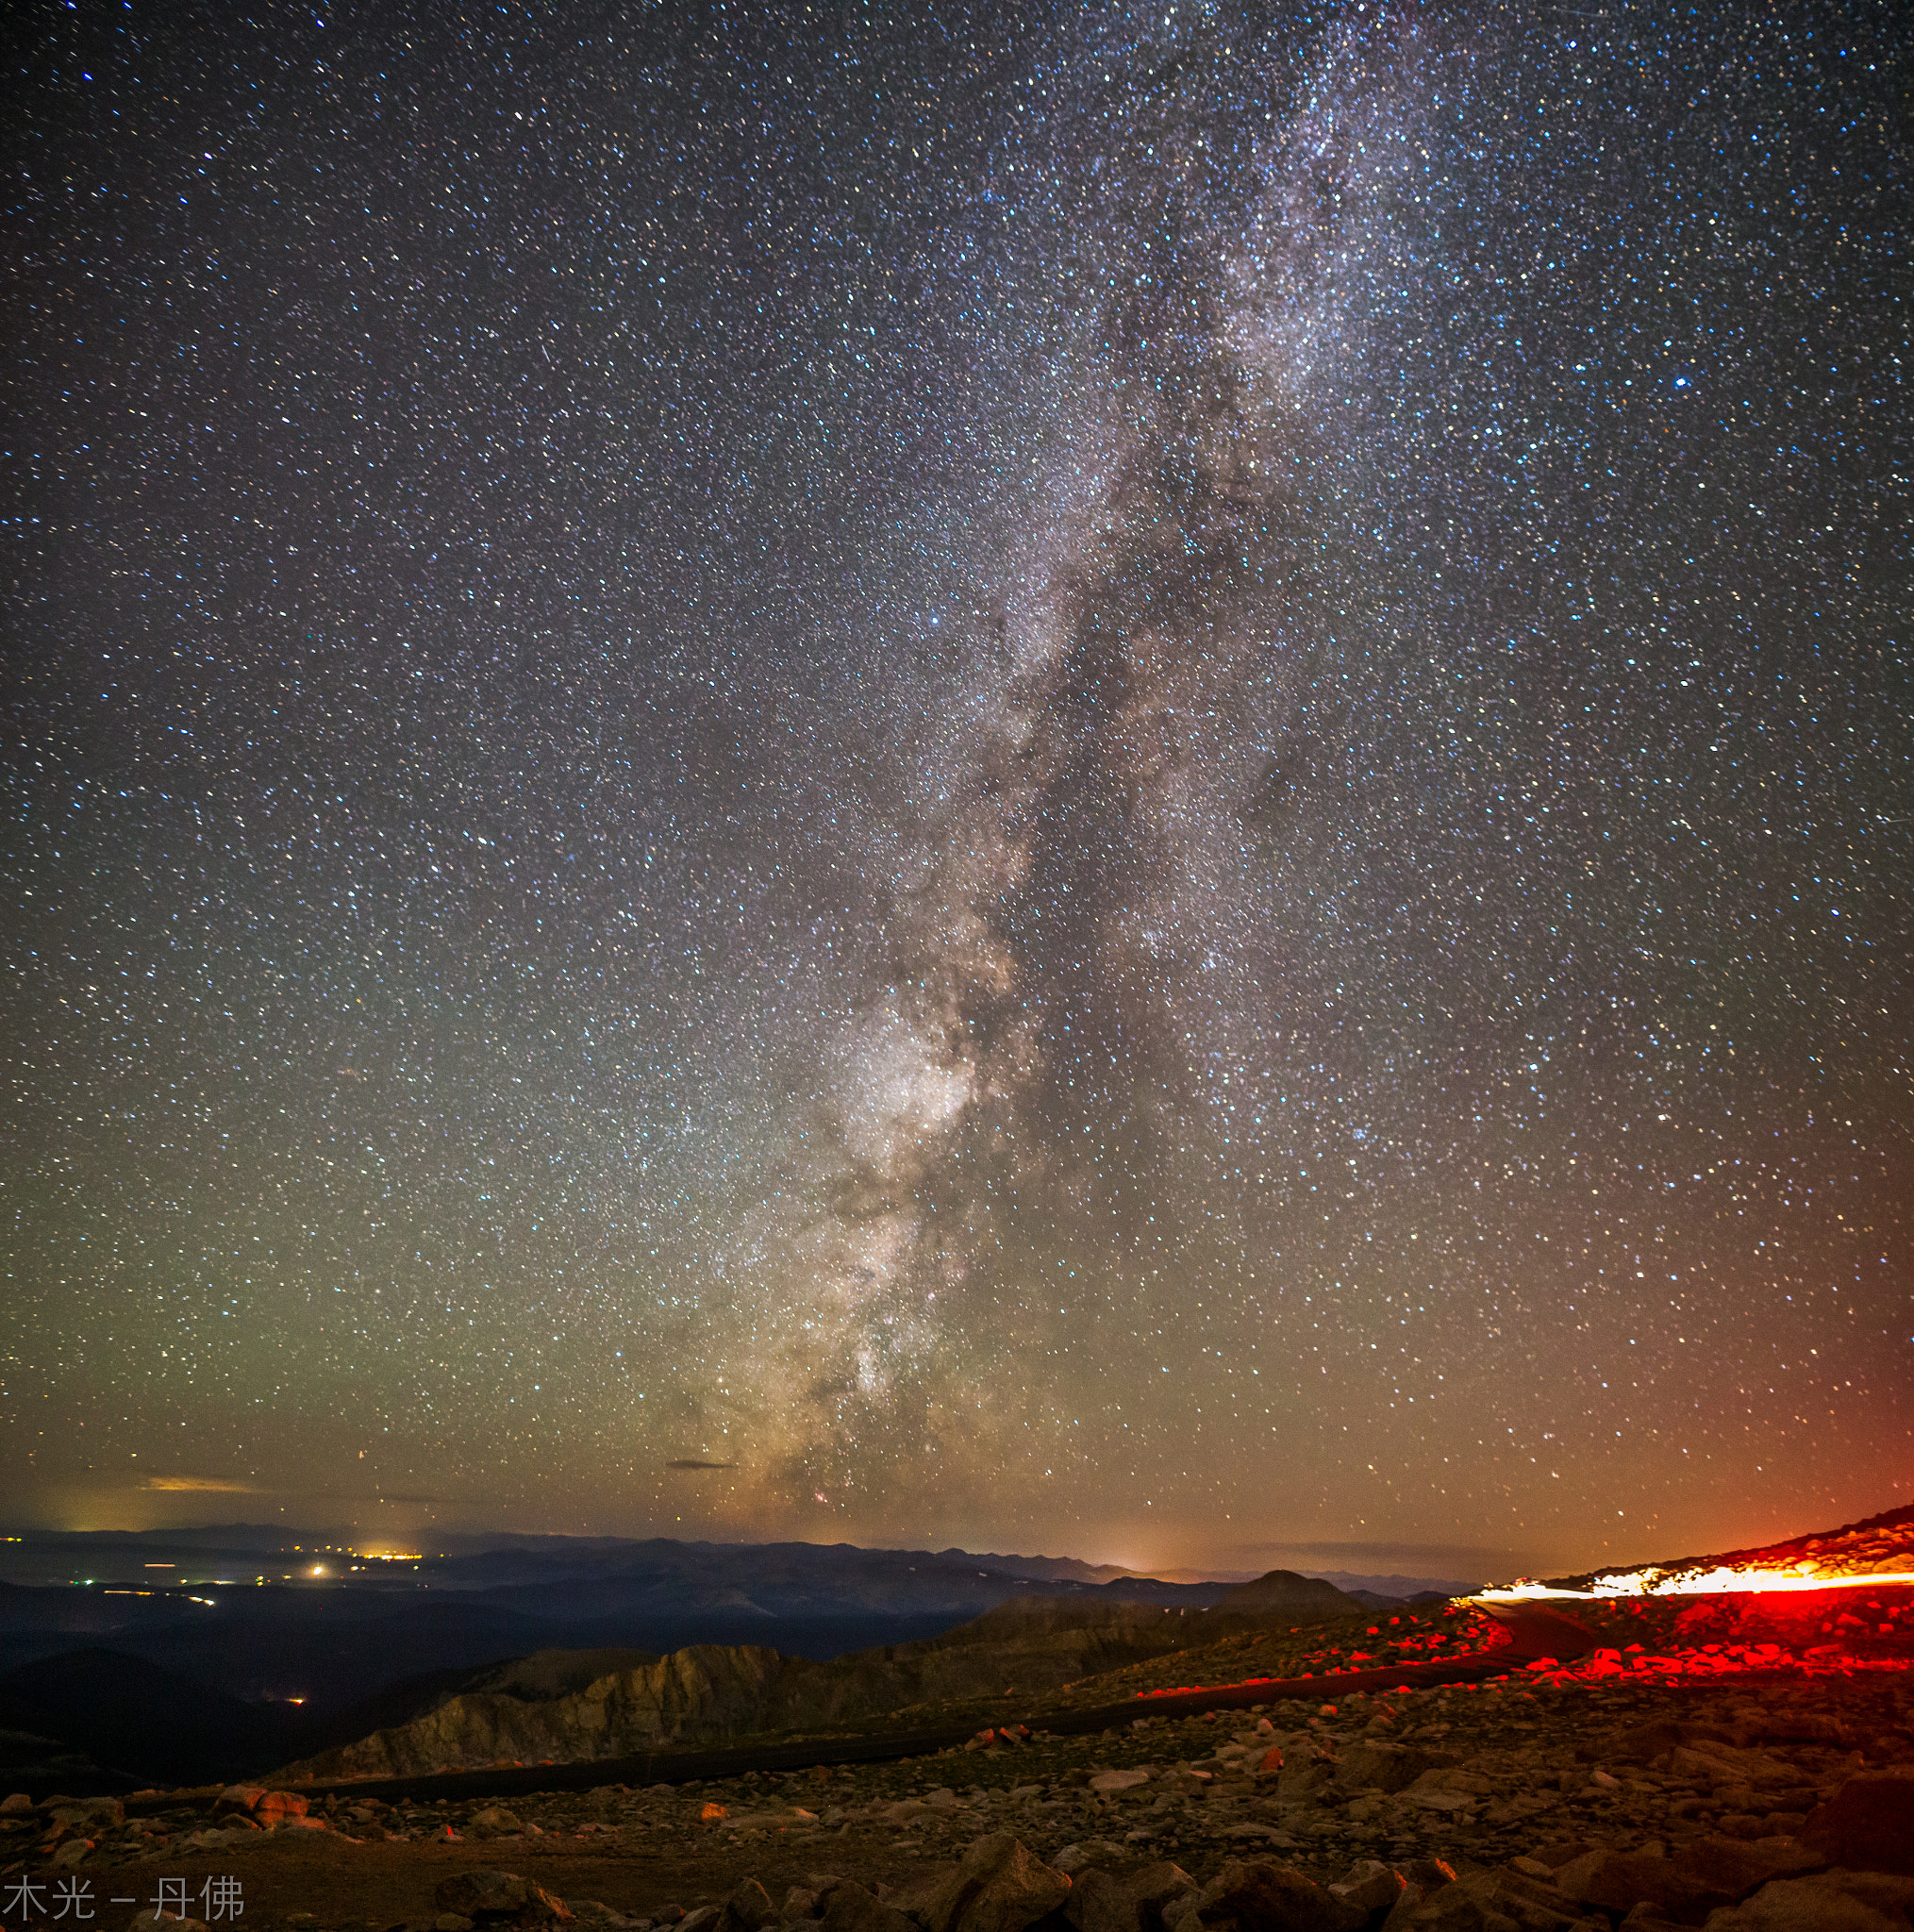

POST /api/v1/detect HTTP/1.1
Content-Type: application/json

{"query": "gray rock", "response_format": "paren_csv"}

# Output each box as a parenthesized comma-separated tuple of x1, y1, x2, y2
(1189, 1857, 1365, 1932)
(1336, 1748, 1450, 1796)
(1128, 1864, 1199, 1932)
(47, 1796, 125, 1832)
(819, 1885, 921, 1932)
(720, 1883, 779, 1932)
(1378, 1862, 1458, 1932)
(1698, 1870, 1914, 1931)
(433, 1868, 574, 1926)
(1065, 1871, 1142, 1932)
(922, 1835, 1073, 1932)
(1327, 1861, 1405, 1917)
(1554, 1847, 1737, 1922)
(1803, 1772, 1914, 1876)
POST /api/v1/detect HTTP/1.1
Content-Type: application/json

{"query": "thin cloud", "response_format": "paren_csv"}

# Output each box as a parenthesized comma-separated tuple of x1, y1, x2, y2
(666, 1458, 739, 1471)
(142, 1476, 261, 1493)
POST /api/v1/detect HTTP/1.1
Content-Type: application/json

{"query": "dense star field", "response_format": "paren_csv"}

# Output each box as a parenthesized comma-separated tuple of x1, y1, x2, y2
(3, 1, 1907, 1571)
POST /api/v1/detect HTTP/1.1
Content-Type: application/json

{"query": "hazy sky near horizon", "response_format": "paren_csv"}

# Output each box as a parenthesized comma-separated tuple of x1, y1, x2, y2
(6, 1, 1907, 1575)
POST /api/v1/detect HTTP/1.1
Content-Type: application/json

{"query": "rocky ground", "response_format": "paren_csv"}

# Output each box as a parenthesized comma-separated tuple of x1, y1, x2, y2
(6, 1586, 1912, 1932)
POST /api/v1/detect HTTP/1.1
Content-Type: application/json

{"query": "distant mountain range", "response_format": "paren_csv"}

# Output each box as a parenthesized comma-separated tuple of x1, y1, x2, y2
(0, 1527, 1462, 1790)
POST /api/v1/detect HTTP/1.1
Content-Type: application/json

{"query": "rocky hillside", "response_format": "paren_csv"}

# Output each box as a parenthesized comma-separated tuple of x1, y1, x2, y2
(19, 1612, 1911, 1932)
(276, 1583, 1366, 1782)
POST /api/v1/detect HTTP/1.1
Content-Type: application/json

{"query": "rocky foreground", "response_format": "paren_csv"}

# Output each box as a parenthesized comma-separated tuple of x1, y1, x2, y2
(6, 1591, 1911, 1932)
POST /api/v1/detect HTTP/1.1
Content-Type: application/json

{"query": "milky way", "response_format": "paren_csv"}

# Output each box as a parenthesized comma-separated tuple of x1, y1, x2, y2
(5, 2, 1907, 1571)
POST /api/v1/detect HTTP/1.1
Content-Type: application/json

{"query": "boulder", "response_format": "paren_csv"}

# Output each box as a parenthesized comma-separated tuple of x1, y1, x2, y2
(1696, 1870, 1914, 1931)
(1337, 1746, 1456, 1795)
(888, 1867, 963, 1923)
(1327, 1863, 1405, 1917)
(46, 1796, 124, 1831)
(473, 1806, 524, 1833)
(1615, 1722, 1733, 1763)
(1067, 1872, 1143, 1932)
(1802, 1772, 1914, 1875)
(820, 1885, 919, 1932)
(1382, 1867, 1599, 1932)
(1683, 1836, 1823, 1894)
(1616, 1908, 1689, 1932)
(718, 1881, 779, 1932)
(434, 1869, 574, 1926)
(1276, 1762, 1332, 1804)
(1335, 1746, 1407, 1793)
(1188, 1858, 1365, 1932)
(1666, 1744, 1798, 1790)
(924, 1835, 1073, 1932)
(1377, 1863, 1457, 1932)
(1554, 1848, 1734, 1922)
(1401, 1770, 1495, 1812)
(1090, 1771, 1152, 1794)
(0, 1793, 32, 1817)
(216, 1786, 307, 1823)
(1128, 1865, 1199, 1932)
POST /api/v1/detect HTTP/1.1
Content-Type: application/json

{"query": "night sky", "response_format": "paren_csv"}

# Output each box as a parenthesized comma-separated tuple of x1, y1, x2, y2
(5, 1, 1907, 1577)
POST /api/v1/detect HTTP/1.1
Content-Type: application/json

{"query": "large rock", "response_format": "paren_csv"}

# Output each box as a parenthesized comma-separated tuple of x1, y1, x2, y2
(923, 1836, 1073, 1932)
(1067, 1872, 1144, 1932)
(1400, 1768, 1496, 1812)
(1276, 1760, 1333, 1804)
(716, 1880, 778, 1932)
(1666, 1744, 1799, 1790)
(1337, 1746, 1453, 1795)
(1554, 1848, 1734, 1922)
(1615, 1722, 1731, 1762)
(1376, 1863, 1456, 1932)
(216, 1782, 308, 1823)
(1327, 1863, 1405, 1918)
(1129, 1865, 1199, 1932)
(1697, 1870, 1914, 1931)
(821, 1885, 921, 1932)
(1382, 1867, 1599, 1932)
(1683, 1837, 1823, 1894)
(1802, 1773, 1914, 1875)
(1187, 1858, 1365, 1932)
(434, 1869, 574, 1926)
(45, 1797, 124, 1832)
